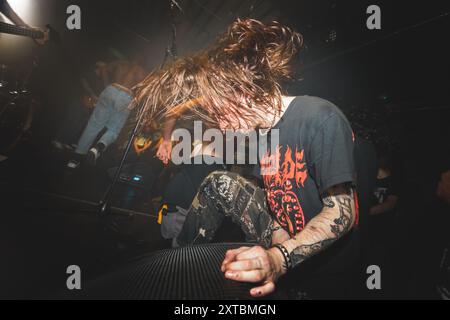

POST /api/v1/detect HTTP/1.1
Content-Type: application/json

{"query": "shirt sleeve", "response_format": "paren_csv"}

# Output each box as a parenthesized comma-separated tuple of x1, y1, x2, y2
(310, 113, 355, 194)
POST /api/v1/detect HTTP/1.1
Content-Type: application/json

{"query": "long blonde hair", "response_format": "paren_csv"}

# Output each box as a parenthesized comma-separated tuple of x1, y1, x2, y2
(134, 18, 303, 130)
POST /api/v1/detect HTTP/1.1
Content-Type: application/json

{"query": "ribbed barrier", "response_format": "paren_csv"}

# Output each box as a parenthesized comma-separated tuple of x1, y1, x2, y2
(74, 243, 256, 300)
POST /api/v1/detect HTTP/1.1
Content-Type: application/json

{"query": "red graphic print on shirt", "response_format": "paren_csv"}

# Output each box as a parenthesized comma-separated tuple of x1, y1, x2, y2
(261, 146, 308, 236)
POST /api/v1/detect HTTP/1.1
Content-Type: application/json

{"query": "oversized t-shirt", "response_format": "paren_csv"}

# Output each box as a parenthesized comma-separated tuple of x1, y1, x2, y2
(257, 95, 356, 236)
(254, 96, 359, 288)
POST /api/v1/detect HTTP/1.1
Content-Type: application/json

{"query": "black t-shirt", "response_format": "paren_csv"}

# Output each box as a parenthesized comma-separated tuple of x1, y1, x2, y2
(257, 96, 355, 235)
(255, 96, 358, 285)
(163, 156, 226, 210)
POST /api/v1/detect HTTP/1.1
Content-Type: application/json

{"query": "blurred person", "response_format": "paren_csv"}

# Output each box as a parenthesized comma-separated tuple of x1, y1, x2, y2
(364, 150, 400, 298)
(52, 61, 109, 150)
(344, 107, 379, 234)
(67, 57, 146, 169)
(370, 152, 400, 217)
(352, 136, 380, 298)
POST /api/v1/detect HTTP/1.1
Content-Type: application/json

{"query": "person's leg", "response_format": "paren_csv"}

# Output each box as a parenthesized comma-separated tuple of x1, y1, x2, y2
(177, 171, 274, 248)
(74, 87, 113, 155)
(85, 89, 132, 166)
(97, 89, 132, 150)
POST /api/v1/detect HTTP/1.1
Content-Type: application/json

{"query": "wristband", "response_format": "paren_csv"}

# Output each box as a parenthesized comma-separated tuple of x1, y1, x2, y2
(273, 244, 292, 271)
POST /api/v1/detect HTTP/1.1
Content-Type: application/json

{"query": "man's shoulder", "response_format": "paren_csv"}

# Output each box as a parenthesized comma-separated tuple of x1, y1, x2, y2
(291, 95, 347, 125)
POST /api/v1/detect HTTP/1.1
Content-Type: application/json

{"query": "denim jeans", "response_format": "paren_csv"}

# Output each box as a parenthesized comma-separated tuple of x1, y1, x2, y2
(75, 85, 132, 155)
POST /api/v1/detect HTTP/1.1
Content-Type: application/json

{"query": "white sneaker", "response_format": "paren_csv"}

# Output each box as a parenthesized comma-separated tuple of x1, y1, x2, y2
(51, 139, 64, 150)
(86, 147, 100, 166)
(67, 160, 80, 169)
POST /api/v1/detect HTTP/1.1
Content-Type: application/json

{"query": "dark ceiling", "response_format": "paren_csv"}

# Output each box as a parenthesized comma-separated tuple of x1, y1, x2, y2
(1, 0, 450, 107)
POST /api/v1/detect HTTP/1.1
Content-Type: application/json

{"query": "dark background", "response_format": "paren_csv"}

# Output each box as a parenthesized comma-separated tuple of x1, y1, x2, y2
(2, 0, 449, 163)
(2, 0, 449, 104)
(0, 0, 449, 299)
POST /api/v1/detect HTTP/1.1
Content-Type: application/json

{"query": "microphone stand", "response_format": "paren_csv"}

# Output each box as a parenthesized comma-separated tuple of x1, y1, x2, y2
(97, 102, 146, 217)
(98, 0, 180, 218)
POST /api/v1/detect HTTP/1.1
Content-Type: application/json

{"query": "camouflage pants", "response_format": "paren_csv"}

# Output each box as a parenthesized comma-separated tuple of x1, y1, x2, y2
(177, 171, 274, 248)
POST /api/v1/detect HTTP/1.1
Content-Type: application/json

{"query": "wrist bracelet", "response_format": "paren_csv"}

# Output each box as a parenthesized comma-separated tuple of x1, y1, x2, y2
(273, 244, 292, 271)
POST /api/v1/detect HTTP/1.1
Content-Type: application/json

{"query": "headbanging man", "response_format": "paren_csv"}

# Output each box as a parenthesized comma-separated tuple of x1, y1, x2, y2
(135, 19, 359, 299)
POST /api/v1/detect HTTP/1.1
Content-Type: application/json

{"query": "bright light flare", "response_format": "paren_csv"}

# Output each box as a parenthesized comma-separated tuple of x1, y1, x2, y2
(4, 0, 34, 23)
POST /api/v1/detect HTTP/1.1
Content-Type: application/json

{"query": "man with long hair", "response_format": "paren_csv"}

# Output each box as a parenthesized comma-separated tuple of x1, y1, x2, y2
(135, 19, 358, 299)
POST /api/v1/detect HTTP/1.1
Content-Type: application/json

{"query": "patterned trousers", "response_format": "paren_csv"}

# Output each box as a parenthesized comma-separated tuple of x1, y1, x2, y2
(177, 171, 274, 248)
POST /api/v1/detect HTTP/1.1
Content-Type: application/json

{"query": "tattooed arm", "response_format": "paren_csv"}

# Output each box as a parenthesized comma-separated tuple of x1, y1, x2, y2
(281, 183, 356, 269)
(222, 183, 356, 297)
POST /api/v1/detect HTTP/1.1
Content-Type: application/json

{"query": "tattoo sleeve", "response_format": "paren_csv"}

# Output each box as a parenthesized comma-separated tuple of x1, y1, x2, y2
(281, 183, 356, 269)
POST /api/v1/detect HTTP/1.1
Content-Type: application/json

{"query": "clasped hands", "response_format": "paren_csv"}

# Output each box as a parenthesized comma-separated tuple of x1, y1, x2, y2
(221, 246, 286, 297)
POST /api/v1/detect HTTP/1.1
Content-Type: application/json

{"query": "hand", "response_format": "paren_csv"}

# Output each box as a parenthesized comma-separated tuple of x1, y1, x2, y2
(33, 27, 49, 45)
(221, 246, 286, 297)
(156, 140, 172, 165)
